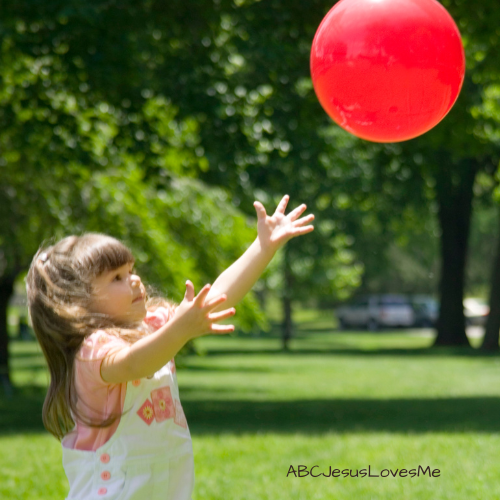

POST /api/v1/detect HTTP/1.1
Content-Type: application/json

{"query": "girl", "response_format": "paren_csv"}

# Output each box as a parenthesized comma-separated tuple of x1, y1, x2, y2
(26, 194, 314, 500)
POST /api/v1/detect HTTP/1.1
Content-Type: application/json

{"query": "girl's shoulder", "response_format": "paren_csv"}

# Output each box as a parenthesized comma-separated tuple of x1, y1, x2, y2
(77, 330, 129, 362)
(144, 305, 177, 331)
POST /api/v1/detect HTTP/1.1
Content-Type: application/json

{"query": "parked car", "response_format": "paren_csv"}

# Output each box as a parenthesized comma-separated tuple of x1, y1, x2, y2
(336, 294, 415, 331)
(410, 295, 439, 327)
(464, 298, 489, 326)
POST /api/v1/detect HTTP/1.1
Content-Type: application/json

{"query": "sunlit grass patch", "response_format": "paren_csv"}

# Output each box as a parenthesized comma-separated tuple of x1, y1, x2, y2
(1, 308, 499, 499)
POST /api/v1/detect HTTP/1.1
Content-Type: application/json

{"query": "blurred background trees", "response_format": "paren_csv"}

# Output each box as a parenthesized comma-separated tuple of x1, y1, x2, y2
(3, 0, 500, 388)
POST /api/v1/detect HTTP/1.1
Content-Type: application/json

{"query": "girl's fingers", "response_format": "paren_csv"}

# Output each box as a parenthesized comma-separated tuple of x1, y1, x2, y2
(293, 225, 315, 235)
(253, 201, 267, 220)
(274, 194, 290, 215)
(205, 293, 228, 309)
(184, 280, 195, 301)
(194, 284, 211, 306)
(288, 204, 308, 222)
(210, 324, 235, 334)
(207, 308, 236, 322)
(293, 213, 315, 226)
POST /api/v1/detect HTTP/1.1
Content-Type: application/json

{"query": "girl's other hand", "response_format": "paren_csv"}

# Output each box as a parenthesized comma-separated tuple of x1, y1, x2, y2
(173, 280, 236, 339)
(254, 194, 315, 253)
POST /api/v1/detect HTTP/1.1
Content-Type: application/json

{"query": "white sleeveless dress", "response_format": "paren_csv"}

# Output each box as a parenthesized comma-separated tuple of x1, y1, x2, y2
(62, 357, 194, 499)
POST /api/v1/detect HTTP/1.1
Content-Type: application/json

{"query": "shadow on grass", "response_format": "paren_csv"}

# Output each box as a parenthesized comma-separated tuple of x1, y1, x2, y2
(178, 364, 272, 373)
(203, 347, 498, 358)
(184, 397, 500, 435)
(2, 385, 500, 436)
(10, 351, 45, 360)
(0, 385, 47, 435)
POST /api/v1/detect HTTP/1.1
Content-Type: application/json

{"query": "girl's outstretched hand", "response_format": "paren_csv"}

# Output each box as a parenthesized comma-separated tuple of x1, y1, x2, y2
(254, 194, 315, 252)
(173, 280, 236, 339)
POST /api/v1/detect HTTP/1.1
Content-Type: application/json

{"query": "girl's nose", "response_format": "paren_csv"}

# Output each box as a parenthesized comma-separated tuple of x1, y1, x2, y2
(130, 274, 141, 287)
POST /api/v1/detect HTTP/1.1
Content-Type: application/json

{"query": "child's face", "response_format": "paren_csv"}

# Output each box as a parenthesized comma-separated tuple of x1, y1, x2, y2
(90, 262, 147, 323)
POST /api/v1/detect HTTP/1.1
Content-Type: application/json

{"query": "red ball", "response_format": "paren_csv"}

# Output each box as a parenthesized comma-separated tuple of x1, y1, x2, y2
(310, 0, 466, 143)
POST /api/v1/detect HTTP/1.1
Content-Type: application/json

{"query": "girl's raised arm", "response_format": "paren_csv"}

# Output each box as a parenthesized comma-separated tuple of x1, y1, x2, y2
(206, 195, 314, 312)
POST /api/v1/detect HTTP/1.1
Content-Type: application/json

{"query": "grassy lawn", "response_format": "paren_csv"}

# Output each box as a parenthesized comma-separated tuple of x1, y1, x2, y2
(2, 309, 500, 499)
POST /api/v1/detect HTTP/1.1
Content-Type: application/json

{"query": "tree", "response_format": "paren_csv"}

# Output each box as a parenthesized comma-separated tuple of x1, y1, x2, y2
(147, 0, 500, 347)
(472, 85, 500, 350)
(0, 25, 268, 390)
(8, 0, 500, 352)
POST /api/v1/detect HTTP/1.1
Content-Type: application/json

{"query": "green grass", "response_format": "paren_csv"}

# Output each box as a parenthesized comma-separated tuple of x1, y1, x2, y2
(2, 310, 500, 499)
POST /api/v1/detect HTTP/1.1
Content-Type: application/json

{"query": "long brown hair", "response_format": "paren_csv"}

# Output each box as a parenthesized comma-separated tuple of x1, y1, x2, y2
(26, 233, 176, 440)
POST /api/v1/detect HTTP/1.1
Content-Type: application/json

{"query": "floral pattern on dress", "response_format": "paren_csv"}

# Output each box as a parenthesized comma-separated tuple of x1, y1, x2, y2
(136, 387, 187, 428)
(137, 399, 155, 426)
(151, 386, 175, 423)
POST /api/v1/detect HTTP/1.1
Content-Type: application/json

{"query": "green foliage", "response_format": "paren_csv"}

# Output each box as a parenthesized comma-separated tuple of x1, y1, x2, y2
(6, 0, 500, 319)
(0, 7, 268, 332)
(1, 0, 364, 312)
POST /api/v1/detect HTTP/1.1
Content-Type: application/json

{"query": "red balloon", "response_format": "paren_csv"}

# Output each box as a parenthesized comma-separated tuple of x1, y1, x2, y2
(310, 0, 466, 143)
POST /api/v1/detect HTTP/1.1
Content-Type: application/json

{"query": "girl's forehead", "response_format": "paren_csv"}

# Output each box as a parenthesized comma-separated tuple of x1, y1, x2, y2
(82, 241, 135, 277)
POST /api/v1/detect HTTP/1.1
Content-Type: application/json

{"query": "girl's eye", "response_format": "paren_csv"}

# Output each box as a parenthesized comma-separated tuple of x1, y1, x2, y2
(114, 274, 121, 281)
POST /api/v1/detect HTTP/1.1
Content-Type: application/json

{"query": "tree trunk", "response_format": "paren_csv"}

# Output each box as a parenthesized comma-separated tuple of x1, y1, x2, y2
(255, 287, 267, 312)
(481, 206, 500, 351)
(434, 162, 477, 346)
(0, 273, 16, 396)
(282, 245, 293, 351)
